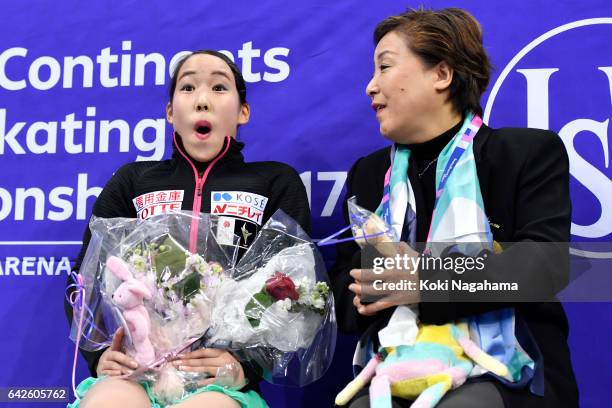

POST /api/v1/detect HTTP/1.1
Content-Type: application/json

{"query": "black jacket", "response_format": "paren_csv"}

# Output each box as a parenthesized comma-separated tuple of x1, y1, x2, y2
(64, 136, 311, 389)
(329, 125, 579, 408)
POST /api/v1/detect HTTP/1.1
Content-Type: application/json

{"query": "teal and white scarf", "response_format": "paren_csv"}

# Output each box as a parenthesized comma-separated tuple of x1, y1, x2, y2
(357, 112, 535, 385)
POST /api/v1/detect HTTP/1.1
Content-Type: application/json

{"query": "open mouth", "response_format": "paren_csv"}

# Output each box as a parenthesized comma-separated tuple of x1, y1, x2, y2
(194, 120, 212, 140)
(372, 103, 386, 113)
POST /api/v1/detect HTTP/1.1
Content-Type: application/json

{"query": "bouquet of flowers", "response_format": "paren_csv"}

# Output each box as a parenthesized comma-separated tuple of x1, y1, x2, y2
(70, 211, 239, 405)
(204, 210, 337, 386)
(70, 209, 336, 400)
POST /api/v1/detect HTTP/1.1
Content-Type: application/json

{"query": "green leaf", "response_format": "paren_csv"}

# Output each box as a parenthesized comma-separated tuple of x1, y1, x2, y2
(173, 271, 201, 303)
(244, 287, 273, 328)
(154, 236, 188, 281)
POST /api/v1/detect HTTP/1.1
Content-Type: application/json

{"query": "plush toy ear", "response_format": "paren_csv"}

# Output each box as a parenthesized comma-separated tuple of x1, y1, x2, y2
(453, 322, 509, 378)
(107, 256, 132, 281)
(127, 280, 152, 300)
(335, 353, 382, 405)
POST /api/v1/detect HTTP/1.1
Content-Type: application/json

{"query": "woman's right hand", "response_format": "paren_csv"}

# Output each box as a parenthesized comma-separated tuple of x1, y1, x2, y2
(96, 327, 139, 377)
(348, 242, 421, 316)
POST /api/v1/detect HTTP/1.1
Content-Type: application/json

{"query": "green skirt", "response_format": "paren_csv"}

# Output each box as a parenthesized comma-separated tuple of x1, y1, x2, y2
(67, 376, 269, 408)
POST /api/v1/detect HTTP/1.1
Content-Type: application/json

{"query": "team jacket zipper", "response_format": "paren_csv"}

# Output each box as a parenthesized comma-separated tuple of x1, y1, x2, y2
(172, 133, 232, 253)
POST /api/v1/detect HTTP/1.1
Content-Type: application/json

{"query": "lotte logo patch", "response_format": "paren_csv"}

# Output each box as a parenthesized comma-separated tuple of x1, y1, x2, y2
(132, 189, 184, 220)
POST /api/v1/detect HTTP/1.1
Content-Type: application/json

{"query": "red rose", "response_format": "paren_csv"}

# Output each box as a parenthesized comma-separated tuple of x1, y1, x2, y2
(265, 272, 299, 301)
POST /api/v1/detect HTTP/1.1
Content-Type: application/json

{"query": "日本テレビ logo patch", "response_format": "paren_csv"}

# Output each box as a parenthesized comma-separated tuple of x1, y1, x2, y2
(210, 191, 269, 225)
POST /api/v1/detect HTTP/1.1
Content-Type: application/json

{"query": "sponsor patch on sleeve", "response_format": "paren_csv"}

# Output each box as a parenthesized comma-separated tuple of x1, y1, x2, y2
(132, 190, 184, 220)
(210, 191, 268, 225)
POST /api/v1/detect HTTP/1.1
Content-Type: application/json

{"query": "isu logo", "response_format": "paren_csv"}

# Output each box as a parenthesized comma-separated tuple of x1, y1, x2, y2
(484, 18, 612, 257)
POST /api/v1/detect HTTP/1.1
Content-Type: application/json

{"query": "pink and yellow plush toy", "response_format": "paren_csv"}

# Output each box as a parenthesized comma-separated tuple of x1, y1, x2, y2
(337, 208, 509, 407)
(335, 321, 509, 408)
(107, 256, 155, 366)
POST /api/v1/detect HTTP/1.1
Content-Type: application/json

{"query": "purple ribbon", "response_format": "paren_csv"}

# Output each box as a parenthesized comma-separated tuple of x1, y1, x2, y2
(316, 211, 393, 247)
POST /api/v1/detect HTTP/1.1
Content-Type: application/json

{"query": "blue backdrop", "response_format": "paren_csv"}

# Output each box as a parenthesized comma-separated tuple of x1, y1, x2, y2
(1, 1, 611, 407)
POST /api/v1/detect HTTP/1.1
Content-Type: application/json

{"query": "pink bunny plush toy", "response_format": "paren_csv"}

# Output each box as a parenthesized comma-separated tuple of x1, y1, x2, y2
(107, 256, 156, 366)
